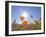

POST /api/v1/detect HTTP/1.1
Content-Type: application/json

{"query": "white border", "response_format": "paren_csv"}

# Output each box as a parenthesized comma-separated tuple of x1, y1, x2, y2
(9, 3, 44, 35)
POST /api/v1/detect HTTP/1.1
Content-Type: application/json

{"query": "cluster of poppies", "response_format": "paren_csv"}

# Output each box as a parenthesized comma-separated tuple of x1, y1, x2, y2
(19, 16, 30, 25)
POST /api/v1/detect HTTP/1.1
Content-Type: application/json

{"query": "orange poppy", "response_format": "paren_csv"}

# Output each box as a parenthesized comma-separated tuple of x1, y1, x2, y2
(22, 20, 29, 25)
(19, 16, 24, 21)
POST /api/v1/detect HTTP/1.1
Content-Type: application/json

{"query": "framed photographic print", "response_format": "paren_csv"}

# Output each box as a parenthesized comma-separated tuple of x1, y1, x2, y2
(5, 1, 45, 36)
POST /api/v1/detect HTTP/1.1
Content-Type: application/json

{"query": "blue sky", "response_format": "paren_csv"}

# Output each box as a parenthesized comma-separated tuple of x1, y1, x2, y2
(11, 6, 41, 24)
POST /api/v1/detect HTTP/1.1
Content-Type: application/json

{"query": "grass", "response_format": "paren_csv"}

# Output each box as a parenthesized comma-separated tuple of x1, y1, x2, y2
(12, 19, 41, 31)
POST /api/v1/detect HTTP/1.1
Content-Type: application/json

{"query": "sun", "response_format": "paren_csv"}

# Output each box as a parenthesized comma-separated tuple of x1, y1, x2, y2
(22, 11, 28, 18)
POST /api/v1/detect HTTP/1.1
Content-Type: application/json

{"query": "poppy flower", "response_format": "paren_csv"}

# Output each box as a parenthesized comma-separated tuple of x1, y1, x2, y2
(19, 16, 25, 21)
(22, 20, 29, 25)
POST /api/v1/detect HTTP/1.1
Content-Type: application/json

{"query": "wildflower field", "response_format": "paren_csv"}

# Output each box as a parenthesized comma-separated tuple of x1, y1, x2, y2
(12, 19, 41, 31)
